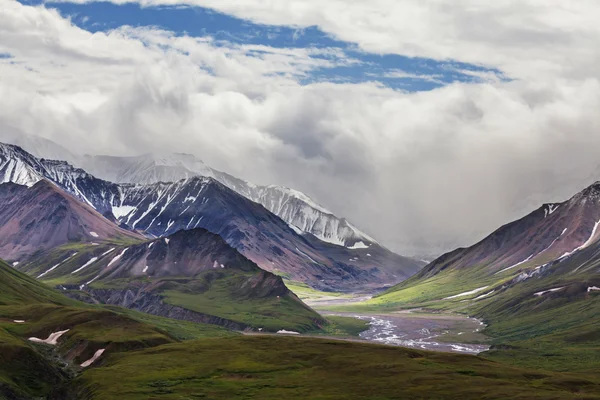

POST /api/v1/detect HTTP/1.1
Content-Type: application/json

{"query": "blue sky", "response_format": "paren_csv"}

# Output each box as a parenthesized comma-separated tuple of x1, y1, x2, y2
(18, 0, 505, 91)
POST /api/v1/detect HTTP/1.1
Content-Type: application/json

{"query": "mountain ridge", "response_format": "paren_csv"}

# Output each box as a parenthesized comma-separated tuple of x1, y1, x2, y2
(0, 142, 422, 290)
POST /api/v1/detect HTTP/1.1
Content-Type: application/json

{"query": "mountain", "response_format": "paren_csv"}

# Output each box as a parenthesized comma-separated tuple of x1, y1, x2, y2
(0, 142, 423, 290)
(19, 228, 325, 332)
(412, 182, 600, 280)
(369, 182, 600, 373)
(0, 180, 142, 262)
(0, 257, 217, 399)
(377, 181, 600, 304)
(81, 153, 380, 249)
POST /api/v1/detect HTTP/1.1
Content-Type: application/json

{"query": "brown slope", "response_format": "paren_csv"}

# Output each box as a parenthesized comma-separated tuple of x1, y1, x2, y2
(418, 181, 600, 279)
(0, 180, 143, 262)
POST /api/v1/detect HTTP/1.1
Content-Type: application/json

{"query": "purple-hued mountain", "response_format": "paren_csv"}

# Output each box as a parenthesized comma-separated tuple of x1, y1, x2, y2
(0, 142, 422, 290)
(0, 180, 142, 262)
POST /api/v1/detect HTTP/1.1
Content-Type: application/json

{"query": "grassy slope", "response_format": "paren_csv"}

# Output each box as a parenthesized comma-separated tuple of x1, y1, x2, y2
(0, 260, 235, 398)
(4, 258, 600, 399)
(331, 254, 600, 373)
(284, 280, 354, 300)
(305, 316, 370, 338)
(24, 243, 326, 333)
(71, 336, 600, 400)
(160, 272, 322, 332)
(0, 258, 78, 306)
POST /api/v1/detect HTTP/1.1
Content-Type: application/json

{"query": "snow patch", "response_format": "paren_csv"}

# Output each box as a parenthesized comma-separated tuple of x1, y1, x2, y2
(12, 261, 19, 267)
(288, 223, 304, 235)
(101, 248, 115, 257)
(13, 320, 25, 323)
(38, 253, 77, 278)
(544, 204, 560, 218)
(143, 266, 149, 273)
(496, 255, 534, 274)
(89, 231, 99, 238)
(108, 248, 129, 267)
(474, 290, 495, 300)
(112, 205, 136, 220)
(444, 286, 489, 300)
(86, 274, 101, 285)
(71, 257, 98, 274)
(29, 330, 70, 345)
(560, 219, 600, 259)
(164, 238, 170, 245)
(81, 349, 106, 368)
(295, 248, 317, 263)
(534, 287, 565, 297)
(348, 241, 369, 250)
(277, 330, 300, 335)
(588, 286, 600, 292)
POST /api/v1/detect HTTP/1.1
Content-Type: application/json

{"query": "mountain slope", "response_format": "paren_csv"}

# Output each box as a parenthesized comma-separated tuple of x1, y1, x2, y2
(81, 152, 380, 249)
(375, 181, 600, 304)
(20, 228, 326, 332)
(363, 182, 600, 373)
(0, 259, 179, 399)
(111, 176, 420, 289)
(0, 258, 74, 307)
(0, 181, 143, 263)
(2, 247, 599, 400)
(0, 143, 422, 290)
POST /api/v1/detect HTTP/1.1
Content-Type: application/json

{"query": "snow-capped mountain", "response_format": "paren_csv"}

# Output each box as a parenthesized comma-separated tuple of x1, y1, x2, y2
(81, 153, 378, 249)
(0, 143, 422, 290)
(1, 133, 384, 249)
(0, 143, 120, 216)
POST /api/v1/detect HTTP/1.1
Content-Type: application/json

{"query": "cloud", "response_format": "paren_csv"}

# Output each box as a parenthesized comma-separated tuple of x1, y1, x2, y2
(48, 0, 600, 81)
(2, 0, 600, 257)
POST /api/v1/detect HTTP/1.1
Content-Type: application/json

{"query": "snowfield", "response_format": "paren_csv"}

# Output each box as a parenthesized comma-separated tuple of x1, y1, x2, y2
(29, 329, 70, 345)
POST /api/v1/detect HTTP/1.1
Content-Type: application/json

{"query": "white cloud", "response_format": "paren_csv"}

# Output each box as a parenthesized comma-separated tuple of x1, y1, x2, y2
(2, 0, 600, 257)
(48, 0, 600, 81)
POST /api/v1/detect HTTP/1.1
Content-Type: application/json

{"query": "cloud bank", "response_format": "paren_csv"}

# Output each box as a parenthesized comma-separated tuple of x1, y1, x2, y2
(2, 0, 600, 256)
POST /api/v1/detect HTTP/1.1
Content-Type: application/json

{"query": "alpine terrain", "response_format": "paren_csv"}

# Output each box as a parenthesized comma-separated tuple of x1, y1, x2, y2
(0, 142, 423, 290)
(365, 181, 600, 373)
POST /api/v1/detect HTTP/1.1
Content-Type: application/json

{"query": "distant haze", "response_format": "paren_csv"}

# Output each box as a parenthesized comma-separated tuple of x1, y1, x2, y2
(2, 1, 600, 256)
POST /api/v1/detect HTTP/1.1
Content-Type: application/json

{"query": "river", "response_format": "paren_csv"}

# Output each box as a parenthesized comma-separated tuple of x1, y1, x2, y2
(305, 295, 490, 354)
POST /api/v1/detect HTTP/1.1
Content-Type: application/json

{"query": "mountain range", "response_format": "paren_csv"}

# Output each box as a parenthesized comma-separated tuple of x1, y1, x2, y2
(0, 176, 324, 332)
(0, 131, 383, 250)
(0, 142, 422, 290)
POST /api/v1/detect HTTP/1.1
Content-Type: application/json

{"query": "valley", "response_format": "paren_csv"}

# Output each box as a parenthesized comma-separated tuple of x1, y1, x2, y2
(1, 138, 600, 399)
(3, 1, 600, 398)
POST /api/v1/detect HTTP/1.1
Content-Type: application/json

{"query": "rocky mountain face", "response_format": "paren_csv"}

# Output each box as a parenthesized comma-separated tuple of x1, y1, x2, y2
(0, 143, 422, 290)
(0, 180, 141, 262)
(80, 153, 380, 249)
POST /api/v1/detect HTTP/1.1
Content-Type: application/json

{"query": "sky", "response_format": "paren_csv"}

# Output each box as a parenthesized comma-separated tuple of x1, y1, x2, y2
(2, 0, 600, 256)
